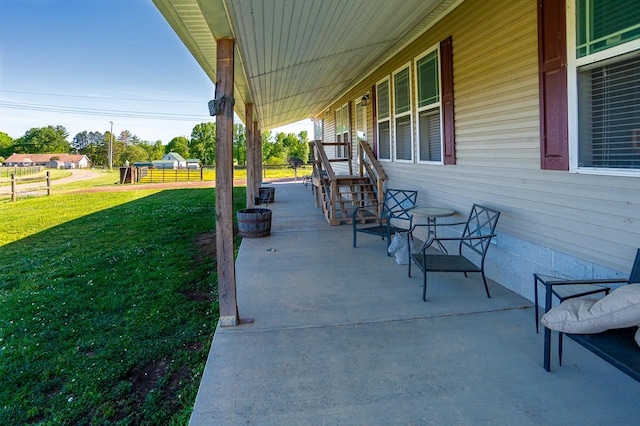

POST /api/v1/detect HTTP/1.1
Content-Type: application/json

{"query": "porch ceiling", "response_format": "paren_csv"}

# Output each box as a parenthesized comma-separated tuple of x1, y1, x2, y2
(152, 0, 458, 129)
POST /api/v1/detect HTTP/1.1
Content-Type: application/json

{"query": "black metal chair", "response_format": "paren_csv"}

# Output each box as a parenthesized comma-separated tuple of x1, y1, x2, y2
(408, 204, 501, 301)
(535, 248, 640, 371)
(352, 188, 418, 256)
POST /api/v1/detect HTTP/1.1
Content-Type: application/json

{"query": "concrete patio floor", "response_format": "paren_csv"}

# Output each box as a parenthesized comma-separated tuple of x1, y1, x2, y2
(190, 181, 640, 425)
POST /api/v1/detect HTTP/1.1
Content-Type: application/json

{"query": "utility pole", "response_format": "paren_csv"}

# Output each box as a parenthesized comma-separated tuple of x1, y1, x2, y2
(108, 121, 114, 170)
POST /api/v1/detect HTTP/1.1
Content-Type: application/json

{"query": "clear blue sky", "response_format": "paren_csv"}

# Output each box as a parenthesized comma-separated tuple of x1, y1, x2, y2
(0, 0, 312, 143)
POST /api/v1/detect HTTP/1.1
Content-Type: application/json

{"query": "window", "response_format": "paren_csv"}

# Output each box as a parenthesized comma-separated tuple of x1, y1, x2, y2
(415, 47, 442, 163)
(576, 0, 640, 58)
(334, 103, 349, 158)
(393, 65, 413, 161)
(376, 78, 391, 160)
(572, 0, 640, 173)
(314, 118, 323, 141)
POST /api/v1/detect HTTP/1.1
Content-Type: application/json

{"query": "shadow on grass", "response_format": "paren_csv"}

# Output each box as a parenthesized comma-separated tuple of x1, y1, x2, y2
(0, 187, 246, 424)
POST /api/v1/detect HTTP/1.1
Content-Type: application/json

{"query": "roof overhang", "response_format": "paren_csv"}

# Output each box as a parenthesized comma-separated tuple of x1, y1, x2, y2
(152, 0, 461, 129)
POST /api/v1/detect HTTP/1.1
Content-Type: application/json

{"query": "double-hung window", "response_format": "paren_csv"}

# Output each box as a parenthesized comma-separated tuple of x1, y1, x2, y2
(376, 78, 391, 161)
(393, 64, 413, 161)
(415, 47, 442, 163)
(572, 0, 640, 173)
(335, 103, 349, 158)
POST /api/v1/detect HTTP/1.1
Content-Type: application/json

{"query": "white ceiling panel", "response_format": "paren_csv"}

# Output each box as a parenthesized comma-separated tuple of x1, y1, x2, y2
(154, 0, 460, 129)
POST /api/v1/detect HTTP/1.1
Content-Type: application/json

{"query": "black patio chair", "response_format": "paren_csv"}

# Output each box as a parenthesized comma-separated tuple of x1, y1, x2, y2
(535, 248, 640, 371)
(408, 204, 500, 301)
(352, 188, 418, 256)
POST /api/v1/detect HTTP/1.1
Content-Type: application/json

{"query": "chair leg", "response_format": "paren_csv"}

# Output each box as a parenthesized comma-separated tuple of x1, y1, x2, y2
(559, 332, 564, 366)
(353, 227, 357, 248)
(422, 271, 428, 301)
(481, 273, 491, 298)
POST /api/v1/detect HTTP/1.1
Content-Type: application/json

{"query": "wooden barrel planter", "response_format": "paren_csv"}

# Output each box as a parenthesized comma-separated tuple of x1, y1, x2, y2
(257, 186, 275, 203)
(237, 208, 272, 238)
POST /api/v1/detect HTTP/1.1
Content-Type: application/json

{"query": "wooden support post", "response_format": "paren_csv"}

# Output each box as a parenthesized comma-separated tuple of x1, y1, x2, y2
(11, 173, 16, 202)
(254, 122, 262, 191)
(245, 103, 255, 207)
(215, 38, 239, 327)
(46, 171, 51, 196)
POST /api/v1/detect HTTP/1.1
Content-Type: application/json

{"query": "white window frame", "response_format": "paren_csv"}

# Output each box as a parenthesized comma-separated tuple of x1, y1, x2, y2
(414, 45, 443, 165)
(392, 63, 414, 162)
(567, 0, 640, 177)
(376, 77, 392, 162)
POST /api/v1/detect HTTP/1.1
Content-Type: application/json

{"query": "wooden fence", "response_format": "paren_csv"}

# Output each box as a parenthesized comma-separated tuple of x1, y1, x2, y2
(8, 171, 51, 202)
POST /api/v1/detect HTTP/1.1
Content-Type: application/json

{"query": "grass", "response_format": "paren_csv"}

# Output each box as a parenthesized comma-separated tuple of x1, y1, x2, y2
(0, 185, 246, 424)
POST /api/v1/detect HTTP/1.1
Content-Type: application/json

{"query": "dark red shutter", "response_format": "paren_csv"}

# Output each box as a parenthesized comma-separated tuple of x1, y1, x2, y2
(538, 0, 568, 170)
(440, 36, 456, 165)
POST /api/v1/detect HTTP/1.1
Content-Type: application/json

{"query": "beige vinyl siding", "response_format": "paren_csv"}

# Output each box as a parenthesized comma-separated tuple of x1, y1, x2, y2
(321, 0, 639, 273)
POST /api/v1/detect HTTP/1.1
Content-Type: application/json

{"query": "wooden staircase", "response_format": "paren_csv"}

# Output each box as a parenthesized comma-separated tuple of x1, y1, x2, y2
(310, 139, 387, 226)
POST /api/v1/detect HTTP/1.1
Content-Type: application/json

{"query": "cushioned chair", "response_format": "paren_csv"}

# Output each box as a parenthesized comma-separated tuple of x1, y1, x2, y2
(408, 204, 500, 301)
(352, 188, 418, 256)
(535, 248, 640, 371)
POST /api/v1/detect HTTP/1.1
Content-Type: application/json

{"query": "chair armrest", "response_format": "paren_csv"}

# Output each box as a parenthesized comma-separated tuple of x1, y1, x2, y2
(431, 234, 496, 242)
(415, 234, 496, 253)
(534, 274, 629, 287)
(352, 201, 384, 218)
(409, 221, 467, 232)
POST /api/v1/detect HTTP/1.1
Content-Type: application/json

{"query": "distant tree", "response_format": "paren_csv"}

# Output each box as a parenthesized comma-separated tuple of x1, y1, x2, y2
(233, 123, 247, 165)
(289, 131, 310, 163)
(189, 122, 216, 165)
(0, 131, 14, 157)
(262, 131, 285, 165)
(166, 136, 190, 158)
(118, 130, 132, 147)
(137, 140, 165, 161)
(13, 126, 70, 153)
(72, 131, 103, 153)
(150, 140, 165, 160)
(119, 144, 148, 165)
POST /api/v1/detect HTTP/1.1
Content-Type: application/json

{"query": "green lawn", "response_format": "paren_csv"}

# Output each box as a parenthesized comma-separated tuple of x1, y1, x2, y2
(0, 185, 246, 424)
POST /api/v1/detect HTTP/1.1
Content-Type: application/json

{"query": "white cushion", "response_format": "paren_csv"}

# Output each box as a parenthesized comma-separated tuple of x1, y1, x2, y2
(541, 284, 640, 334)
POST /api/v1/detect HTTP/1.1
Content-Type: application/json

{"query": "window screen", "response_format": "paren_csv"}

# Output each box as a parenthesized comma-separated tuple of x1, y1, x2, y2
(419, 109, 441, 162)
(576, 0, 640, 58)
(416, 50, 439, 107)
(378, 121, 391, 160)
(578, 54, 640, 169)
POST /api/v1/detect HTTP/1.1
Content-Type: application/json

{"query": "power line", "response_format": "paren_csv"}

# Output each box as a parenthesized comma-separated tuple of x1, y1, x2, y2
(0, 89, 207, 104)
(0, 101, 210, 122)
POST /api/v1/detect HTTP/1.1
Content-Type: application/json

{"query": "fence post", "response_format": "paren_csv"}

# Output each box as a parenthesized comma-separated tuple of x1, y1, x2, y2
(11, 173, 16, 202)
(200, 167, 203, 181)
(46, 171, 51, 196)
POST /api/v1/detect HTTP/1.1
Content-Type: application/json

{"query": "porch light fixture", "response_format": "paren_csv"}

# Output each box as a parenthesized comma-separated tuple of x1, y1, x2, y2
(208, 95, 235, 116)
(361, 92, 370, 106)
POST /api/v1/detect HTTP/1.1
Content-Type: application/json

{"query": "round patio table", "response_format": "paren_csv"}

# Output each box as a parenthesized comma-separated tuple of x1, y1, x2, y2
(410, 207, 456, 253)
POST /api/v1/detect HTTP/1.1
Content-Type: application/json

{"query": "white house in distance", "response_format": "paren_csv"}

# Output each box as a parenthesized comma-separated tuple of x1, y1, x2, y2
(164, 152, 187, 168)
(4, 153, 90, 169)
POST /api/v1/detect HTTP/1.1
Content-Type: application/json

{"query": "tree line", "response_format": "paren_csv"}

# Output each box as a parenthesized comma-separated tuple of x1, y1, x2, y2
(0, 122, 310, 167)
